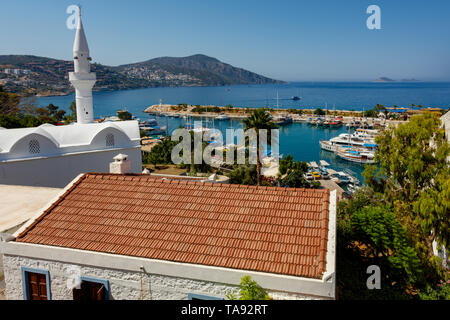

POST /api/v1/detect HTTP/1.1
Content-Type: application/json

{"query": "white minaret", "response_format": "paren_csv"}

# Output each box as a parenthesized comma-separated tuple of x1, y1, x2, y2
(69, 7, 96, 124)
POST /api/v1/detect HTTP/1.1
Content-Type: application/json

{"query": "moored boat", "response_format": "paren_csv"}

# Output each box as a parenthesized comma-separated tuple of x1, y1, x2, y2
(216, 113, 230, 120)
(336, 148, 376, 164)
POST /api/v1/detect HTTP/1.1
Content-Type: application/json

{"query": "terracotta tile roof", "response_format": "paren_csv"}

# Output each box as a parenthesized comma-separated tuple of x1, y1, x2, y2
(16, 173, 331, 279)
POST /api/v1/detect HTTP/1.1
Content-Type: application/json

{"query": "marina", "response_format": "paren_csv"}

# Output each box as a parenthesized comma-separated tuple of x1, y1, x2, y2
(34, 83, 450, 187)
(132, 112, 369, 184)
(82, 103, 388, 187)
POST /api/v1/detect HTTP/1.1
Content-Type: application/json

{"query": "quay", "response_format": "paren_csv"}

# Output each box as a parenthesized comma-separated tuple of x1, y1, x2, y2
(143, 104, 413, 126)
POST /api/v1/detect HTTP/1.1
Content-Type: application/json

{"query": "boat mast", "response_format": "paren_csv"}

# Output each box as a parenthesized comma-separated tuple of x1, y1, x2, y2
(276, 91, 279, 109)
(347, 124, 351, 148)
(362, 106, 365, 128)
(166, 114, 169, 136)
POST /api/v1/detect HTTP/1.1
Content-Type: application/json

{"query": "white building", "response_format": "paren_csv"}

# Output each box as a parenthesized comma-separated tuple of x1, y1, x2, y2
(3, 69, 31, 75)
(0, 9, 142, 188)
(0, 173, 337, 300)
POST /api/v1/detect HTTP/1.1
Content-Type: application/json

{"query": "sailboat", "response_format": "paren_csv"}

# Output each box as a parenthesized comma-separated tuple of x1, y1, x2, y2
(321, 103, 330, 127)
(273, 91, 293, 125)
(329, 104, 342, 127)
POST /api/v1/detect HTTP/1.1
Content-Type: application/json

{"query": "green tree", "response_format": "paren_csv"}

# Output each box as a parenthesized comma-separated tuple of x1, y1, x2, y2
(177, 131, 213, 174)
(418, 281, 450, 300)
(44, 103, 66, 122)
(363, 113, 450, 258)
(336, 189, 423, 299)
(46, 103, 59, 116)
(350, 206, 421, 282)
(277, 154, 311, 188)
(118, 110, 132, 121)
(36, 107, 54, 124)
(228, 165, 258, 185)
(314, 108, 325, 116)
(242, 109, 277, 185)
(0, 85, 20, 115)
(69, 100, 76, 120)
(144, 138, 177, 168)
(226, 276, 270, 300)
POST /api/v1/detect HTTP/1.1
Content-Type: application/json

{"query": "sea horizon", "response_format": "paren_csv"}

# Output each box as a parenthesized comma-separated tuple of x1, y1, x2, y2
(36, 81, 450, 118)
(33, 80, 450, 186)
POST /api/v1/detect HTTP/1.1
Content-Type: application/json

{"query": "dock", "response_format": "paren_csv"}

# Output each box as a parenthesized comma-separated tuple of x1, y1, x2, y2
(144, 103, 409, 128)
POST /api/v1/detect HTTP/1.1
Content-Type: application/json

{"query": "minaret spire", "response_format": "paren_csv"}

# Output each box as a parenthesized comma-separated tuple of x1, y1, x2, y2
(69, 6, 96, 124)
(73, 5, 90, 73)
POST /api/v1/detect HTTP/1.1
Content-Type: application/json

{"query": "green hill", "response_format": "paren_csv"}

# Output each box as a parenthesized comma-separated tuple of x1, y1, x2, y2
(0, 54, 284, 96)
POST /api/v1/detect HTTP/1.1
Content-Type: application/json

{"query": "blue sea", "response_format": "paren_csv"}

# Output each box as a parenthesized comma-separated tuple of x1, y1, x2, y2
(36, 81, 450, 184)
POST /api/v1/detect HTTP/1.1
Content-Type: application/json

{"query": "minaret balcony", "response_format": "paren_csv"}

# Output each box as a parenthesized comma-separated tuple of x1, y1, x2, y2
(69, 72, 97, 81)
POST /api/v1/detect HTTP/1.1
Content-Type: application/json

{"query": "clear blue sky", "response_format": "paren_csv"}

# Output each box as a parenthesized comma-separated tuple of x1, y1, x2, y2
(1, 0, 449, 81)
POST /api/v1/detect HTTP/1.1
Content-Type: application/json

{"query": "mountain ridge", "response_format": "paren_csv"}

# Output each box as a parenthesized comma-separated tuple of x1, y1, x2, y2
(0, 54, 285, 96)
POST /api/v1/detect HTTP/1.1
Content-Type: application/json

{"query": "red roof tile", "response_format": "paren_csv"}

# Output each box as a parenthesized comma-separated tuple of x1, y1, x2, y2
(16, 173, 331, 279)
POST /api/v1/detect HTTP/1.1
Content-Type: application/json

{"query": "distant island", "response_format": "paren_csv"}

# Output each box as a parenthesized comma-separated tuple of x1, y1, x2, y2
(373, 77, 420, 82)
(373, 77, 395, 82)
(0, 54, 285, 96)
(400, 78, 420, 82)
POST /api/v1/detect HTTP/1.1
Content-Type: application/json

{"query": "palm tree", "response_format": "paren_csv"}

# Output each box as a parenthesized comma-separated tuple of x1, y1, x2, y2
(243, 109, 277, 185)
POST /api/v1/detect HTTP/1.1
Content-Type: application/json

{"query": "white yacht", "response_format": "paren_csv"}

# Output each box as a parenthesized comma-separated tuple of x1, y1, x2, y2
(335, 148, 376, 164)
(320, 132, 376, 152)
(139, 118, 158, 127)
(216, 113, 230, 120)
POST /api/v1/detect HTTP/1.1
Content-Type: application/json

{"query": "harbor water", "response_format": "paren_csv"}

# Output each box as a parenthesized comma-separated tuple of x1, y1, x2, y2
(36, 82, 450, 183)
(152, 115, 365, 183)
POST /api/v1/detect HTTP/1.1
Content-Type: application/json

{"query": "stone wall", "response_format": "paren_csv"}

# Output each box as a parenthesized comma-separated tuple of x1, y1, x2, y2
(2, 255, 322, 300)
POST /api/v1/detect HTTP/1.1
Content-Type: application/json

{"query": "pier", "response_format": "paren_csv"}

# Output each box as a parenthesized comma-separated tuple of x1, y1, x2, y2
(144, 103, 409, 127)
